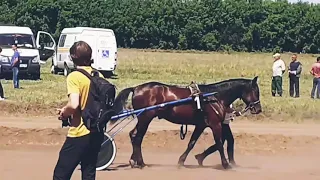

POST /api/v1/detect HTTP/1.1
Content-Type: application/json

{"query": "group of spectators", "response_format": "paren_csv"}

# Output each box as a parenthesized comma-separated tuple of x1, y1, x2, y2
(0, 45, 21, 101)
(271, 53, 320, 98)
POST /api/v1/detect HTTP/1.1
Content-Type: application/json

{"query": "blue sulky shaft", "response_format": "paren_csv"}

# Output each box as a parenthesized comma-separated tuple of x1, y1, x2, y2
(102, 91, 218, 145)
(110, 92, 217, 120)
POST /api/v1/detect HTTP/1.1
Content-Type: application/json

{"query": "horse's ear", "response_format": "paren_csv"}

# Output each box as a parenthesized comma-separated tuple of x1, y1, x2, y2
(252, 76, 258, 85)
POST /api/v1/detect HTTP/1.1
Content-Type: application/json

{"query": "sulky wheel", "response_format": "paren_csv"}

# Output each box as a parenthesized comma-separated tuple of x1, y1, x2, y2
(96, 133, 117, 171)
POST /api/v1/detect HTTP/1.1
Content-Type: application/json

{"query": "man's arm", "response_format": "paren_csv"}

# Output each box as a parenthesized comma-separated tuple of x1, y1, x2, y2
(13, 57, 19, 65)
(281, 61, 286, 74)
(310, 65, 315, 75)
(296, 63, 302, 75)
(58, 74, 80, 119)
(12, 52, 19, 66)
(60, 93, 79, 118)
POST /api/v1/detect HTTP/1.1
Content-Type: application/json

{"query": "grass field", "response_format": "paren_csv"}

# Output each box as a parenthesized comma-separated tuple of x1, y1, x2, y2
(0, 49, 319, 122)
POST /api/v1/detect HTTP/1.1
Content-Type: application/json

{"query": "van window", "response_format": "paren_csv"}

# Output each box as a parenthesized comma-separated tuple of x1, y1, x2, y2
(0, 34, 36, 49)
(58, 35, 66, 47)
(64, 34, 76, 48)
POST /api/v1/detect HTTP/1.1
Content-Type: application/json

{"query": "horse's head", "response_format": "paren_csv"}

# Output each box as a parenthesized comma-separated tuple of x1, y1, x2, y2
(240, 76, 262, 114)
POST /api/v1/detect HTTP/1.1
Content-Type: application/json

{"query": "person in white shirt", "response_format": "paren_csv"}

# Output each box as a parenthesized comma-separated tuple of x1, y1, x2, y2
(272, 53, 286, 97)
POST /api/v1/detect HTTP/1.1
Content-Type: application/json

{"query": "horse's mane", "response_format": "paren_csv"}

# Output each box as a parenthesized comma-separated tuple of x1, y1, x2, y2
(142, 81, 181, 88)
(198, 78, 253, 93)
(142, 78, 253, 92)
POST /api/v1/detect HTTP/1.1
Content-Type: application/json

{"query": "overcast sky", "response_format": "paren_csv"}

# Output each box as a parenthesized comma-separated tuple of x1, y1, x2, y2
(288, 0, 320, 3)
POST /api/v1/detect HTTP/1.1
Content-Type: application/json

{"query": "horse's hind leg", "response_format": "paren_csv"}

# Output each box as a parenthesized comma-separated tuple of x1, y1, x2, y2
(178, 125, 205, 166)
(129, 115, 153, 169)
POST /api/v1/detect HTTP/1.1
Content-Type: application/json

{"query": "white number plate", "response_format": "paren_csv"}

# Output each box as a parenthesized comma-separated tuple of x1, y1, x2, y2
(20, 64, 27, 68)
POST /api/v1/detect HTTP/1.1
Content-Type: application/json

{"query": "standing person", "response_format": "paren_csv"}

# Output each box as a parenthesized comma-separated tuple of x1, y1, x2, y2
(288, 54, 302, 98)
(310, 57, 320, 99)
(271, 53, 286, 97)
(53, 41, 103, 180)
(11, 44, 20, 89)
(195, 104, 241, 166)
(0, 47, 5, 100)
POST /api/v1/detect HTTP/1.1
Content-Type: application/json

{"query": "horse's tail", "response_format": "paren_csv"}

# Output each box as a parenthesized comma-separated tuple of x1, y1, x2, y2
(110, 86, 135, 124)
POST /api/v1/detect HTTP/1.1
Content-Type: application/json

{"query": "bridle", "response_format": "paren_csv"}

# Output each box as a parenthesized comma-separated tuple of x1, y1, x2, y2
(241, 100, 260, 114)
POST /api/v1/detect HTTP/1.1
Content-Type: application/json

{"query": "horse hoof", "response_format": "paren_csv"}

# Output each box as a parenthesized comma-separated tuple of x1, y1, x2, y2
(222, 162, 231, 170)
(137, 163, 146, 169)
(129, 159, 136, 168)
(230, 161, 238, 167)
(177, 160, 185, 167)
(177, 164, 185, 169)
(195, 154, 204, 166)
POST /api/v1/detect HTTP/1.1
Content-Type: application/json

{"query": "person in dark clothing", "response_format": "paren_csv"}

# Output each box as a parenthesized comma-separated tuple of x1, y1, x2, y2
(0, 47, 5, 100)
(195, 104, 241, 166)
(288, 54, 302, 98)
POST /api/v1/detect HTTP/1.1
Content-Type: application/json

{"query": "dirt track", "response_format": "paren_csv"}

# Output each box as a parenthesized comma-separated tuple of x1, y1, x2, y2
(1, 116, 320, 179)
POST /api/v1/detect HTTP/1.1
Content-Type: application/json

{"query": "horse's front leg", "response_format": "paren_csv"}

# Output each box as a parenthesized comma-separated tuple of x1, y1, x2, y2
(178, 125, 205, 166)
(195, 124, 236, 166)
(210, 124, 230, 169)
(195, 144, 219, 166)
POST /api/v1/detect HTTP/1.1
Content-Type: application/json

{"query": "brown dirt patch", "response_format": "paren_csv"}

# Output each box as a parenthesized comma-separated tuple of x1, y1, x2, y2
(1, 126, 319, 156)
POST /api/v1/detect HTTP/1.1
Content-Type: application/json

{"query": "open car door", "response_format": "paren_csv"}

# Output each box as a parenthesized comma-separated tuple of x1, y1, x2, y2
(36, 31, 56, 63)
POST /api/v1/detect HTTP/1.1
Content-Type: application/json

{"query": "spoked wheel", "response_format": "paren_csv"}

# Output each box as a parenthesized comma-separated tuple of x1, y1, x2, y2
(96, 133, 117, 171)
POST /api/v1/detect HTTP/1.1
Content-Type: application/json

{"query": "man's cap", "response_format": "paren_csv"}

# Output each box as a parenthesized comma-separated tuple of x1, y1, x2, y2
(273, 53, 281, 58)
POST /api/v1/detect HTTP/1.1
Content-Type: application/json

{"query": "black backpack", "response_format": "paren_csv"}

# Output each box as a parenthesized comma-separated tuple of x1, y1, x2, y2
(76, 69, 116, 133)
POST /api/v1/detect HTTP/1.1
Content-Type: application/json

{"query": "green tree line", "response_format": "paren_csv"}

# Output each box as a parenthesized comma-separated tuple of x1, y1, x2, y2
(1, 0, 320, 53)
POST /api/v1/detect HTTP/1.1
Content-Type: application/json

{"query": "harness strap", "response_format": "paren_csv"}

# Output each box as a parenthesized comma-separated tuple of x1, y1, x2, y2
(180, 124, 187, 140)
(187, 81, 201, 96)
(179, 81, 202, 140)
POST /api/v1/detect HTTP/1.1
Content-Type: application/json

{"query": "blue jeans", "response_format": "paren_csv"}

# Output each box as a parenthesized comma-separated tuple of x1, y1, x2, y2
(12, 67, 19, 89)
(311, 77, 320, 98)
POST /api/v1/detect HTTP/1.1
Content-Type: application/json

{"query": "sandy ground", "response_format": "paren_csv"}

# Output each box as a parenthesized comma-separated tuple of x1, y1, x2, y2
(1, 116, 320, 180)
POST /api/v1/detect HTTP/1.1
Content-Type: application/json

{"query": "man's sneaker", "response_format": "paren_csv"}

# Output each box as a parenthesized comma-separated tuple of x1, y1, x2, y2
(0, 97, 5, 101)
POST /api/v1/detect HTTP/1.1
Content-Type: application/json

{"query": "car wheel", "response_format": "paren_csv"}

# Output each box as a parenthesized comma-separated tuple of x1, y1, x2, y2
(32, 73, 41, 80)
(51, 65, 59, 75)
(64, 64, 70, 77)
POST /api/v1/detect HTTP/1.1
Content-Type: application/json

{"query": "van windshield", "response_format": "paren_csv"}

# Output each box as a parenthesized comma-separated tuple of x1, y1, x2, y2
(0, 34, 36, 49)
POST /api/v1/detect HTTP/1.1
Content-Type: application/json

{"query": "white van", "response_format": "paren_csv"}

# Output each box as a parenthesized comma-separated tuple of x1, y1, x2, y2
(37, 27, 118, 77)
(0, 26, 54, 80)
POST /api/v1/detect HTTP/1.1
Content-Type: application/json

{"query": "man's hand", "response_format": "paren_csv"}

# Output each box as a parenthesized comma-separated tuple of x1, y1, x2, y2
(57, 107, 67, 120)
(289, 71, 296, 75)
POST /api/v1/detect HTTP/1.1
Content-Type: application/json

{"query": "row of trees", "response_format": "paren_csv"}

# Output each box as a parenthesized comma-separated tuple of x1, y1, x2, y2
(1, 0, 320, 53)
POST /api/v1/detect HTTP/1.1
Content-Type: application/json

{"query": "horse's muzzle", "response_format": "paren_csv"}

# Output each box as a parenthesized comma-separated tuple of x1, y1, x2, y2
(250, 104, 262, 114)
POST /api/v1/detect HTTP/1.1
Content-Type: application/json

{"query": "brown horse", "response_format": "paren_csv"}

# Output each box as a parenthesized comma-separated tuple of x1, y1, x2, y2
(110, 77, 262, 169)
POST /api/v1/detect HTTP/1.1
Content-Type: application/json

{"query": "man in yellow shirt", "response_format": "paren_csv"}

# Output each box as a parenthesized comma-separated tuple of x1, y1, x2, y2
(53, 41, 105, 180)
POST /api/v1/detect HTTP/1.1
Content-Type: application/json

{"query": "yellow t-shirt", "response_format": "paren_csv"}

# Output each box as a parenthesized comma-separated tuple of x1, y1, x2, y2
(66, 66, 104, 138)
